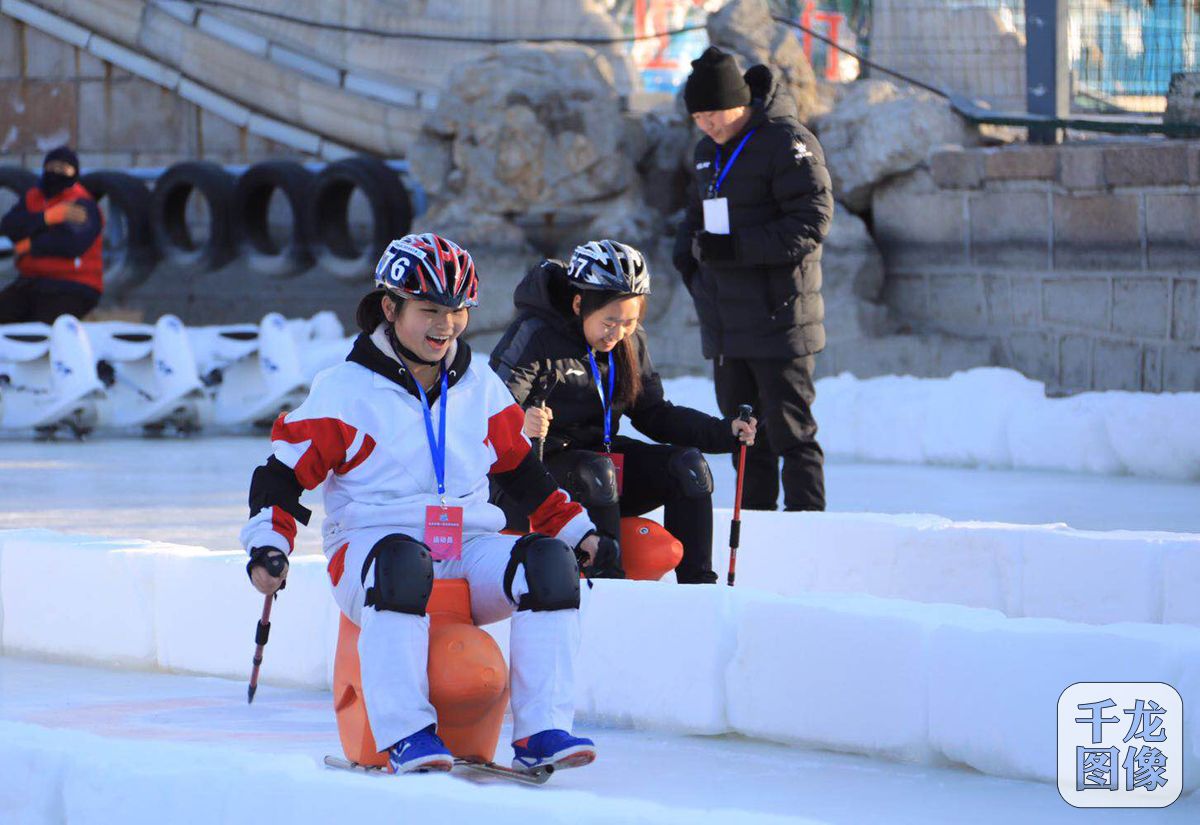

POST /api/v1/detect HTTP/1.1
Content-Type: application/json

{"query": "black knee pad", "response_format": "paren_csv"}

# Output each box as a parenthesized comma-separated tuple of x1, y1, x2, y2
(560, 453, 619, 508)
(503, 534, 580, 612)
(361, 534, 434, 616)
(668, 447, 714, 498)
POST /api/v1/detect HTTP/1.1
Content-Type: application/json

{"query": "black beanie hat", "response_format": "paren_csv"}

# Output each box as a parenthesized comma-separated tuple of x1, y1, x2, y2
(684, 47, 751, 114)
(43, 145, 79, 171)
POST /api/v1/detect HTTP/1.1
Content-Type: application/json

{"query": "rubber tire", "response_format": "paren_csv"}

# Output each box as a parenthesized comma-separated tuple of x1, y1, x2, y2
(306, 155, 412, 281)
(80, 170, 159, 297)
(233, 160, 315, 277)
(150, 161, 237, 273)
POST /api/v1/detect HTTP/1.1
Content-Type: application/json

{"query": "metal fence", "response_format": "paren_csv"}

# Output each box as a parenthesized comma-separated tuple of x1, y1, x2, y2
(866, 0, 1199, 115)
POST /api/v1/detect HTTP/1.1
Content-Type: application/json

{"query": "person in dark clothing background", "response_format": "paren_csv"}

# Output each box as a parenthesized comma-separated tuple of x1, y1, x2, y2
(490, 240, 757, 584)
(672, 47, 834, 512)
(0, 146, 104, 323)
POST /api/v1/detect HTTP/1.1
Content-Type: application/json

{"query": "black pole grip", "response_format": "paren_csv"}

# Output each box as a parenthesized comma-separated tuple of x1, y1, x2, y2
(729, 519, 741, 549)
(255, 620, 271, 646)
(737, 404, 753, 423)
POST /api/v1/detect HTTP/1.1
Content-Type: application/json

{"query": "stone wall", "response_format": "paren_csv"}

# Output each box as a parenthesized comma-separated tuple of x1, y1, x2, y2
(0, 12, 302, 169)
(873, 139, 1200, 393)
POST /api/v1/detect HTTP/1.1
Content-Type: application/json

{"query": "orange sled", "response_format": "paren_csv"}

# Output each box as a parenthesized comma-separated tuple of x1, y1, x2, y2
(503, 516, 683, 581)
(332, 578, 509, 767)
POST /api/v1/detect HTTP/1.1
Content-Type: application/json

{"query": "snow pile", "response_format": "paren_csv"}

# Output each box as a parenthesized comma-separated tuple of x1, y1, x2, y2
(2, 528, 1198, 789)
(658, 368, 1200, 481)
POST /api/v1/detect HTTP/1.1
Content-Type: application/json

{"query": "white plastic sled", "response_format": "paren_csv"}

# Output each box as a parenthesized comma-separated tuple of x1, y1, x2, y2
(188, 312, 309, 427)
(0, 316, 106, 437)
(87, 315, 209, 432)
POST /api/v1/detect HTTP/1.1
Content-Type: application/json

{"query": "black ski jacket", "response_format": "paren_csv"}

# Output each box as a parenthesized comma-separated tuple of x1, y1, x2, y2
(490, 261, 737, 457)
(672, 64, 834, 360)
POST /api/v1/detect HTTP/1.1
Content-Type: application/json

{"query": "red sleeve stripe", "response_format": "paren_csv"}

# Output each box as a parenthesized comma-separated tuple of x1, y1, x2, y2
(487, 403, 531, 474)
(271, 414, 373, 489)
(270, 505, 298, 552)
(337, 432, 376, 475)
(529, 489, 584, 537)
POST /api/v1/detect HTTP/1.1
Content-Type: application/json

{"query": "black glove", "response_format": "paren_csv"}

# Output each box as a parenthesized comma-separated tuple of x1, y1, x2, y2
(696, 231, 738, 262)
(246, 546, 289, 589)
(576, 532, 624, 580)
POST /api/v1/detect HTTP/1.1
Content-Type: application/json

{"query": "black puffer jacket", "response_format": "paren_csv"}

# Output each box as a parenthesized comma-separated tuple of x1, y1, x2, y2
(672, 64, 834, 360)
(490, 261, 736, 456)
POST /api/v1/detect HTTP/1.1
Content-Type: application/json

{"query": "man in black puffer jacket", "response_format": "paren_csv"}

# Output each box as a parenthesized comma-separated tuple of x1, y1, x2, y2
(672, 46, 834, 512)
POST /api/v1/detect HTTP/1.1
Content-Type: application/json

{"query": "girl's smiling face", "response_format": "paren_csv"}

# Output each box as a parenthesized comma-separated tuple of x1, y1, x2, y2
(383, 295, 469, 362)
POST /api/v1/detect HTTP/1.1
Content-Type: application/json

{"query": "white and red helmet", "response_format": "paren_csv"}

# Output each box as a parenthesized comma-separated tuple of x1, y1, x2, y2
(374, 233, 479, 309)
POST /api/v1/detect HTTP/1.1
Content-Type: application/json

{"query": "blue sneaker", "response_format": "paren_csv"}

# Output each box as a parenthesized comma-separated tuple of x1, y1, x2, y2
(512, 729, 596, 773)
(388, 724, 454, 774)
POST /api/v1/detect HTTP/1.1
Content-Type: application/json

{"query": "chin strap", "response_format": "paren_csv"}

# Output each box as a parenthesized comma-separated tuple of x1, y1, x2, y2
(385, 324, 440, 367)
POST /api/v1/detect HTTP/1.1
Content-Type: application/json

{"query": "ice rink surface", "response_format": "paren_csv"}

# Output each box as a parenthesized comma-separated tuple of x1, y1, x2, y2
(2, 435, 1198, 557)
(3, 657, 1195, 824)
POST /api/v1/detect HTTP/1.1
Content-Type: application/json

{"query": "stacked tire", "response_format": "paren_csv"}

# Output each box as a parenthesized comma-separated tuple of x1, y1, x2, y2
(0, 156, 413, 293)
(305, 155, 413, 280)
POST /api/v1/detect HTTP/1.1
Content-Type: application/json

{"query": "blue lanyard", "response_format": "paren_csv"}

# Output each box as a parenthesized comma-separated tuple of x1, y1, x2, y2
(587, 348, 615, 451)
(708, 129, 757, 198)
(413, 366, 450, 502)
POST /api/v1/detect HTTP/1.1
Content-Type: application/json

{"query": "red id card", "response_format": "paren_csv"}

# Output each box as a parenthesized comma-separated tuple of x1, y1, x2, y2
(601, 452, 625, 495)
(424, 505, 464, 561)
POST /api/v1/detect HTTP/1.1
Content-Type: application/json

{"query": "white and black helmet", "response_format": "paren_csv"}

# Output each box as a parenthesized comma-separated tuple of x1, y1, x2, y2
(565, 239, 650, 296)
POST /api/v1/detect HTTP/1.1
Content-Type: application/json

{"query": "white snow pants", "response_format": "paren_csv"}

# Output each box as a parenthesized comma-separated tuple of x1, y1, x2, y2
(330, 526, 580, 752)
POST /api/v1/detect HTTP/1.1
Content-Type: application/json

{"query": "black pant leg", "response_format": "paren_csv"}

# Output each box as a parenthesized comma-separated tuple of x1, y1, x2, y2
(543, 449, 623, 540)
(0, 278, 35, 323)
(615, 438, 717, 584)
(713, 355, 779, 510)
(28, 280, 100, 323)
(748, 356, 825, 511)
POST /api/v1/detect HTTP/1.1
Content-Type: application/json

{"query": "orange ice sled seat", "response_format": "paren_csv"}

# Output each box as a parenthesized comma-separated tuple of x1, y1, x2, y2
(502, 517, 683, 582)
(332, 578, 509, 767)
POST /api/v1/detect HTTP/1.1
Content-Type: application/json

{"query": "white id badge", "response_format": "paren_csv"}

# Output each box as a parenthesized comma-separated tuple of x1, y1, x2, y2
(703, 197, 730, 234)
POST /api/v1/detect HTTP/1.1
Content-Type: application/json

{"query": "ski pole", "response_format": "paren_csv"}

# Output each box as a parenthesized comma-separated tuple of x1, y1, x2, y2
(728, 404, 753, 587)
(247, 592, 274, 703)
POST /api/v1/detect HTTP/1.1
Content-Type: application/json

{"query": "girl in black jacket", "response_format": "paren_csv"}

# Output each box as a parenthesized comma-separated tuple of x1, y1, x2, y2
(490, 240, 756, 584)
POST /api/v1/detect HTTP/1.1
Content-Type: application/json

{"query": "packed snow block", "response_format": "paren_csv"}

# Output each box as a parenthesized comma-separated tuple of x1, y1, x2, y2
(727, 591, 996, 762)
(1163, 544, 1200, 626)
(714, 513, 1018, 614)
(1017, 529, 1167, 624)
(883, 522, 1018, 612)
(1007, 394, 1123, 475)
(154, 550, 338, 689)
(0, 533, 158, 665)
(918, 369, 1044, 467)
(927, 618, 1200, 784)
(574, 580, 735, 734)
(1100, 391, 1200, 480)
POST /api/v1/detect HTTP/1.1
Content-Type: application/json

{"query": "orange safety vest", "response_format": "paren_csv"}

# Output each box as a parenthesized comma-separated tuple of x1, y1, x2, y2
(17, 182, 104, 293)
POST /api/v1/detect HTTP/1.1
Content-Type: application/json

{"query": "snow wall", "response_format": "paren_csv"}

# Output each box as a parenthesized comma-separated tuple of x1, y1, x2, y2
(7, 522, 1200, 791)
(2, 524, 1198, 790)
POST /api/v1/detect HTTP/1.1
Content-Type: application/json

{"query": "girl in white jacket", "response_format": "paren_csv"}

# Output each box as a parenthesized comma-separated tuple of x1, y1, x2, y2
(241, 233, 615, 774)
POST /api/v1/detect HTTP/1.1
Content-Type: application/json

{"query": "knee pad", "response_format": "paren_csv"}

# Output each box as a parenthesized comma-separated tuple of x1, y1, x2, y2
(560, 453, 619, 508)
(361, 534, 434, 616)
(668, 448, 714, 498)
(503, 534, 580, 612)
